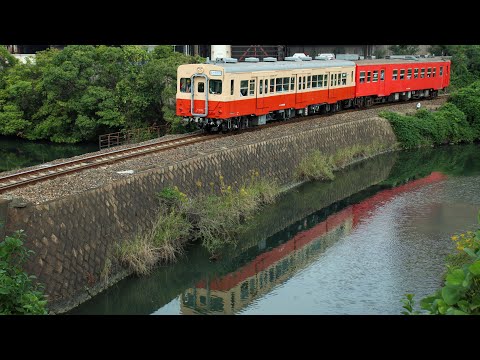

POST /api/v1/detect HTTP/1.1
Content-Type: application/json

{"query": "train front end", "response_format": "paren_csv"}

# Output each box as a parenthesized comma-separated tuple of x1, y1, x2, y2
(176, 63, 229, 132)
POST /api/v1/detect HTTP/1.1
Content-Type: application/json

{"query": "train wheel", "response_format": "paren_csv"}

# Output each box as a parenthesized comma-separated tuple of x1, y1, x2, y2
(221, 122, 228, 133)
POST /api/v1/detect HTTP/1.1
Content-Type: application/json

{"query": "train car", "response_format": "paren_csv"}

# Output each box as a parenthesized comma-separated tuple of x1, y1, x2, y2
(176, 56, 451, 132)
(176, 58, 356, 132)
(354, 58, 450, 106)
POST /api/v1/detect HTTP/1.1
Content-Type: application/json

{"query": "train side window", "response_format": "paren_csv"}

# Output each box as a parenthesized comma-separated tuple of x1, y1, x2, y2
(440, 66, 443, 76)
(400, 69, 405, 80)
(380, 70, 384, 81)
(342, 73, 347, 85)
(249, 79, 255, 96)
(259, 79, 263, 94)
(324, 75, 328, 87)
(230, 79, 234, 95)
(276, 78, 283, 92)
(414, 68, 419, 79)
(359, 71, 365, 83)
(331, 74, 335, 87)
(209, 79, 222, 94)
(303, 76, 306, 90)
(421, 68, 425, 78)
(312, 75, 317, 88)
(198, 82, 204, 93)
(318, 74, 323, 88)
(180, 78, 191, 93)
(433, 68, 436, 77)
(392, 69, 398, 80)
(290, 77, 295, 90)
(307, 76, 311, 89)
(283, 77, 290, 91)
(270, 78, 275, 93)
(240, 80, 248, 96)
(298, 76, 302, 90)
(367, 71, 371, 83)
(265, 79, 268, 94)
(372, 71, 378, 83)
(427, 68, 431, 78)
(351, 71, 354, 83)
(407, 69, 412, 80)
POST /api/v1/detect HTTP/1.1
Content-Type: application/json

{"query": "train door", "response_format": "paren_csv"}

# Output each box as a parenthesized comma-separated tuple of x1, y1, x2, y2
(295, 74, 306, 103)
(304, 73, 312, 103)
(256, 77, 266, 109)
(328, 72, 335, 99)
(380, 68, 386, 95)
(443, 64, 450, 88)
(191, 74, 208, 117)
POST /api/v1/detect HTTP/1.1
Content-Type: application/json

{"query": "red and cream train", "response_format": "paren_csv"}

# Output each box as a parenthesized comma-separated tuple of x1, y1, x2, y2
(176, 56, 451, 132)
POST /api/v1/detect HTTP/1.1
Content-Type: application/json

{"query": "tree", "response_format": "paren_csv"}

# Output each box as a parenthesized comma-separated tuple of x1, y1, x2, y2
(388, 45, 419, 55)
(0, 45, 206, 143)
(449, 80, 480, 139)
(373, 47, 387, 59)
(0, 46, 18, 71)
(428, 45, 452, 56)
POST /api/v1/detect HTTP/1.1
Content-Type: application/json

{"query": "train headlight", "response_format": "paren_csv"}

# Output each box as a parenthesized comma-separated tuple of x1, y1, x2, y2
(216, 120, 221, 126)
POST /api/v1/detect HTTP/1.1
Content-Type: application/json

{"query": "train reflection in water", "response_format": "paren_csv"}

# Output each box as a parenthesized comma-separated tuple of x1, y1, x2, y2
(180, 172, 447, 315)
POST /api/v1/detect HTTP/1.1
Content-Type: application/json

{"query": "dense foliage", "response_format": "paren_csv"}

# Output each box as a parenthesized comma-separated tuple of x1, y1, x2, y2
(380, 103, 476, 149)
(388, 45, 419, 55)
(0, 45, 203, 143)
(429, 45, 480, 89)
(0, 230, 48, 314)
(448, 81, 480, 139)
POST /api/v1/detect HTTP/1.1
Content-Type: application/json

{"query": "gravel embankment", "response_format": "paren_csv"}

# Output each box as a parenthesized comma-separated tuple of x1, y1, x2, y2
(1, 97, 446, 204)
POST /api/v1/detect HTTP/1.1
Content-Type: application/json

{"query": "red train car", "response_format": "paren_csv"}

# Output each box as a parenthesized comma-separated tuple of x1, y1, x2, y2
(354, 58, 450, 105)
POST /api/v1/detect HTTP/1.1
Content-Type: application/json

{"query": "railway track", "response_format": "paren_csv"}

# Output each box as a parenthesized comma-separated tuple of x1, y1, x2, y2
(0, 133, 217, 194)
(0, 95, 446, 194)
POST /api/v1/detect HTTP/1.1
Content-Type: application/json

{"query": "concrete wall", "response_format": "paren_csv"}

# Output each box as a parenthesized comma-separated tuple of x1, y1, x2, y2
(3, 116, 397, 313)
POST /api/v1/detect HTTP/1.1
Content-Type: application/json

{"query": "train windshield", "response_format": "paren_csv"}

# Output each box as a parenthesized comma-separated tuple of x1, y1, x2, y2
(180, 78, 191, 92)
(209, 80, 222, 95)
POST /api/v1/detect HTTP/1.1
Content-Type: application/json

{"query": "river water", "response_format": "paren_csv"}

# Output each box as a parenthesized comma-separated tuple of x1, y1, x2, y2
(70, 144, 480, 315)
(0, 136, 97, 173)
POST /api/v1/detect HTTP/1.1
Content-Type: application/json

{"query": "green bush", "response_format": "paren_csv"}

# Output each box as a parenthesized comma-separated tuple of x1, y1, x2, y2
(188, 174, 281, 255)
(296, 150, 335, 181)
(295, 144, 388, 182)
(449, 81, 480, 139)
(380, 102, 475, 149)
(157, 186, 188, 209)
(117, 209, 190, 276)
(0, 230, 48, 315)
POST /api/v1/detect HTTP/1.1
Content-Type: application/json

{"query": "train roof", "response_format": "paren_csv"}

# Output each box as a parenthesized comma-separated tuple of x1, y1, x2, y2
(207, 59, 356, 73)
(355, 57, 451, 65)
